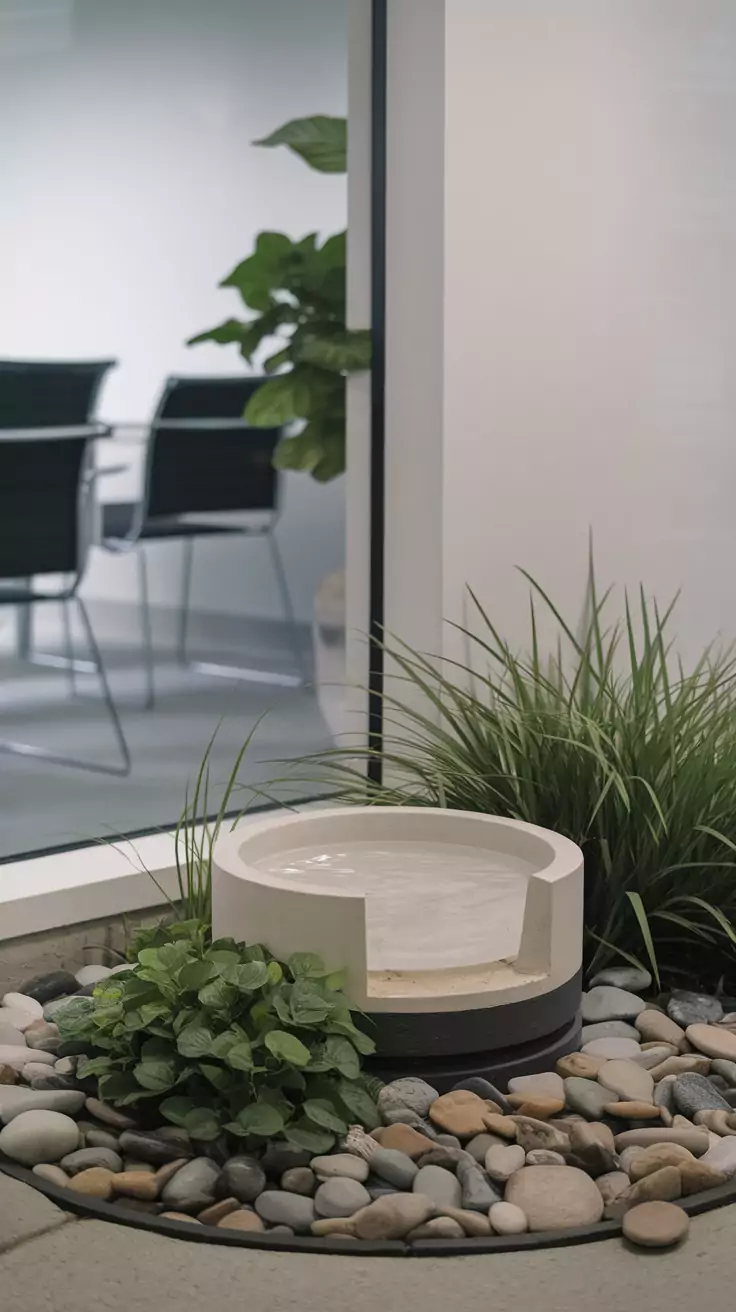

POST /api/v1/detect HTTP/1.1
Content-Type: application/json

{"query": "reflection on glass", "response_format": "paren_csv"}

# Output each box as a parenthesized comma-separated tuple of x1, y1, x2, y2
(0, 0, 354, 858)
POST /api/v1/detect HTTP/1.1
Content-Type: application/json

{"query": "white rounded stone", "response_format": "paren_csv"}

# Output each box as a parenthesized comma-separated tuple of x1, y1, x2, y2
(0, 1046, 55, 1073)
(2, 994, 44, 1020)
(75, 965, 112, 988)
(489, 1202, 528, 1235)
(0, 1109, 80, 1165)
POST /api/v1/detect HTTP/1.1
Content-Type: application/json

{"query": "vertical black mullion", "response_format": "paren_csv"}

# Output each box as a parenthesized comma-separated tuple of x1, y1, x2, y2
(368, 0, 387, 784)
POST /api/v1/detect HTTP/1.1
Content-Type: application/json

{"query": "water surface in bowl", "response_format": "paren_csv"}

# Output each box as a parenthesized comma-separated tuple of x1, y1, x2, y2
(253, 839, 531, 972)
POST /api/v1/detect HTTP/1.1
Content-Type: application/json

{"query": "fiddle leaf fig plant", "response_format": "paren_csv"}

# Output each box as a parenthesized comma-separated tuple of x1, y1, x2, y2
(60, 933, 379, 1150)
(189, 115, 369, 483)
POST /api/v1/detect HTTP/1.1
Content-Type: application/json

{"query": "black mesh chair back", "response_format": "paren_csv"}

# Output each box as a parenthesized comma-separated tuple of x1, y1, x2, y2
(0, 435, 89, 580)
(145, 375, 280, 520)
(0, 359, 115, 430)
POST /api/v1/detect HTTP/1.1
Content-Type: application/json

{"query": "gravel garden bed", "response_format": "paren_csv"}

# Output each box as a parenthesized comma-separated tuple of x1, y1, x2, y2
(4, 960, 736, 1255)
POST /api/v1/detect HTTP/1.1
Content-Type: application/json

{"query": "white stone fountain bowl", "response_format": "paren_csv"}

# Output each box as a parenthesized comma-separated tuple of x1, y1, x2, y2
(212, 807, 583, 1015)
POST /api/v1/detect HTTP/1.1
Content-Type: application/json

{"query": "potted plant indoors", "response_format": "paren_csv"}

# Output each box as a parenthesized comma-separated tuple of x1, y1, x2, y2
(189, 115, 369, 736)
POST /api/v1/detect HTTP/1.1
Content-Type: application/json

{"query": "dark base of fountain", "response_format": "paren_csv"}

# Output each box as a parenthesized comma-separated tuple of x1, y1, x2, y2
(363, 968, 582, 1093)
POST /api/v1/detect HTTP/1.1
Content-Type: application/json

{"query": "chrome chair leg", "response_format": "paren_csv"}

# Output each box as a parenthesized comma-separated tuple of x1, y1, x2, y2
(75, 596, 131, 775)
(61, 598, 79, 698)
(0, 598, 131, 776)
(137, 548, 155, 710)
(177, 537, 195, 667)
(177, 530, 304, 690)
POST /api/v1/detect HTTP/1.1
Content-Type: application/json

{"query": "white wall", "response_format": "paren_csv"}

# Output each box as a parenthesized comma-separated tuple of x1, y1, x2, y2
(0, 0, 348, 622)
(380, 0, 736, 670)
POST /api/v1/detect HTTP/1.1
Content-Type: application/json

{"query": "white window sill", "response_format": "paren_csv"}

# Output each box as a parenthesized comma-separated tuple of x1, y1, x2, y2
(0, 806, 309, 940)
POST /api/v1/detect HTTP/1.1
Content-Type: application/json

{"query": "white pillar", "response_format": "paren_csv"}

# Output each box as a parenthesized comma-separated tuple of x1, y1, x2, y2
(372, 0, 736, 670)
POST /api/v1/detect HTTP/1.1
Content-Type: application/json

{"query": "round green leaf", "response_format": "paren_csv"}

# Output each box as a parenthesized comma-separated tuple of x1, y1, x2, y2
(132, 1059, 178, 1093)
(160, 1096, 197, 1127)
(178, 960, 216, 991)
(235, 961, 269, 992)
(184, 1107, 221, 1141)
(176, 1024, 215, 1059)
(303, 1098, 348, 1135)
(227, 1041, 254, 1071)
(324, 1035, 360, 1079)
(264, 1030, 312, 1067)
(284, 1122, 336, 1154)
(338, 1081, 381, 1130)
(236, 1104, 285, 1137)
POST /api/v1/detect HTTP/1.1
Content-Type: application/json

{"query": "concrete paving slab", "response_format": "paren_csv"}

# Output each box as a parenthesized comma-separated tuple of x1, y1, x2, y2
(0, 1172, 71, 1253)
(2, 1204, 736, 1312)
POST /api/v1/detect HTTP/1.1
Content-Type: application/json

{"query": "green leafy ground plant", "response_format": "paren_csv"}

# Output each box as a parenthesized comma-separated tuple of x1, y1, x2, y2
(189, 114, 369, 481)
(280, 568, 736, 989)
(60, 935, 378, 1151)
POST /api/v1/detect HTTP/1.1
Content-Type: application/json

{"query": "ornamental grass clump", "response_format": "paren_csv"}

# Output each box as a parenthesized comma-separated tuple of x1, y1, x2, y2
(290, 569, 736, 988)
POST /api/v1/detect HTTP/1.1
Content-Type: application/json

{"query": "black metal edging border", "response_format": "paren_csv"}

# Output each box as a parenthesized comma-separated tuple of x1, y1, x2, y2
(367, 0, 388, 786)
(4, 1158, 736, 1258)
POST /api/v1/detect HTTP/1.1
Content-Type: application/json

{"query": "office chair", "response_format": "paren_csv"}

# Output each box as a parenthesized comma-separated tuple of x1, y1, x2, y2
(100, 374, 305, 709)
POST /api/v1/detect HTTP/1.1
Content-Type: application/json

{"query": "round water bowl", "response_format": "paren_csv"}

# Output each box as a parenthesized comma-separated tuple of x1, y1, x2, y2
(213, 807, 584, 1089)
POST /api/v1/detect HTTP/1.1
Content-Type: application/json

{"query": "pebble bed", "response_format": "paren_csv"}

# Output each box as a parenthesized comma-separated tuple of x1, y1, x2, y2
(3, 963, 736, 1252)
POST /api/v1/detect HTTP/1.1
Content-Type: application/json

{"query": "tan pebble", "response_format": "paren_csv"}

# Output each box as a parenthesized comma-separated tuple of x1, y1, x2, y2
(596, 1171, 630, 1205)
(408, 1217, 465, 1240)
(628, 1144, 694, 1181)
(197, 1197, 241, 1226)
(217, 1210, 265, 1233)
(598, 1059, 655, 1103)
(686, 1024, 736, 1061)
(693, 1110, 736, 1136)
(482, 1114, 518, 1141)
(311, 1217, 358, 1237)
(619, 1146, 645, 1174)
(556, 1053, 607, 1080)
(506, 1166, 604, 1230)
(511, 1116, 571, 1155)
(622, 1200, 689, 1248)
(67, 1168, 114, 1200)
(608, 1166, 682, 1218)
(370, 1127, 385, 1142)
(640, 1042, 678, 1055)
(354, 1196, 435, 1240)
(0, 1064, 18, 1085)
(32, 1163, 70, 1187)
(649, 1055, 711, 1082)
(377, 1124, 436, 1158)
(155, 1159, 188, 1188)
(485, 1143, 526, 1182)
(526, 1150, 567, 1166)
(435, 1206, 492, 1237)
(111, 1171, 160, 1201)
(429, 1090, 499, 1137)
(635, 1011, 688, 1051)
(159, 1212, 201, 1224)
(578, 1121, 615, 1151)
(603, 1101, 661, 1120)
(678, 1159, 728, 1196)
(660, 1109, 674, 1127)
(506, 1096, 566, 1120)
(122, 1160, 155, 1174)
(614, 1128, 709, 1156)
